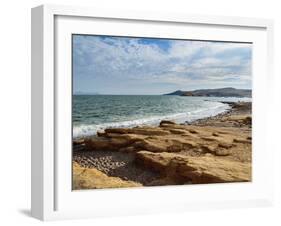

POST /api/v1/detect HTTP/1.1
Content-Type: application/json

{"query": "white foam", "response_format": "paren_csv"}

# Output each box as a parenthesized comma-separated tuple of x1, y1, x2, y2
(73, 101, 230, 138)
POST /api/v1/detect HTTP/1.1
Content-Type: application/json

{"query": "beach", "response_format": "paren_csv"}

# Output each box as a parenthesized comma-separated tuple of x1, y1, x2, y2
(73, 101, 252, 190)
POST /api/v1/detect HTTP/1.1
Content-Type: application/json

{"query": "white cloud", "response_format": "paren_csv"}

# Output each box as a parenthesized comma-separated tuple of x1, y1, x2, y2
(73, 35, 252, 93)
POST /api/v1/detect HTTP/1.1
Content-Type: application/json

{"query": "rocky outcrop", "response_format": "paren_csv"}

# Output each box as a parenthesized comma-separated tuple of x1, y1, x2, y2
(74, 108, 252, 188)
(73, 162, 141, 189)
(136, 151, 251, 184)
(83, 117, 251, 161)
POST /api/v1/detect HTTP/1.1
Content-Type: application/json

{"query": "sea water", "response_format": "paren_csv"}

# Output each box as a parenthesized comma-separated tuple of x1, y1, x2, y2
(73, 95, 251, 138)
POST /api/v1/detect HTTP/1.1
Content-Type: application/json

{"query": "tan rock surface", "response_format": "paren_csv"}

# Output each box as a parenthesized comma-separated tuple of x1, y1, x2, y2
(73, 162, 141, 190)
(136, 151, 251, 184)
(83, 117, 251, 163)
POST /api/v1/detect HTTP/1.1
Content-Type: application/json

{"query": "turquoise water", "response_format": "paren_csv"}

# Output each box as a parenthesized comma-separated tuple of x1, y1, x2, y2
(73, 95, 250, 138)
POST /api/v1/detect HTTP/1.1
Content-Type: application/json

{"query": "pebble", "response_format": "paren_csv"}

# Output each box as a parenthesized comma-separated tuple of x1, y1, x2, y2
(73, 150, 161, 185)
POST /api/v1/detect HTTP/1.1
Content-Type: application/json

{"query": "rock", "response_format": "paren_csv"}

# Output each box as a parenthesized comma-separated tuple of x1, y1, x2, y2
(81, 120, 251, 166)
(218, 142, 233, 149)
(200, 145, 216, 154)
(105, 127, 170, 136)
(119, 146, 137, 152)
(133, 140, 167, 152)
(104, 128, 130, 134)
(132, 128, 171, 136)
(84, 137, 114, 151)
(160, 120, 176, 126)
(202, 137, 218, 142)
(180, 140, 197, 149)
(243, 116, 252, 125)
(73, 139, 85, 145)
(136, 151, 172, 172)
(84, 133, 145, 151)
(132, 136, 197, 153)
(73, 162, 141, 189)
(167, 144, 183, 152)
(136, 151, 251, 183)
(168, 129, 187, 135)
(233, 138, 251, 144)
(97, 130, 106, 137)
(214, 148, 231, 156)
(212, 132, 219, 137)
(188, 129, 198, 134)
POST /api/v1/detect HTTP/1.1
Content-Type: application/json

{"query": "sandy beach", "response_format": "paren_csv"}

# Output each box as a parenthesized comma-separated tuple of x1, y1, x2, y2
(73, 101, 252, 190)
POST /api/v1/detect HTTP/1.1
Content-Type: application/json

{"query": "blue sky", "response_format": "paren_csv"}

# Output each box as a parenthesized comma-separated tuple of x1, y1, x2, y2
(73, 35, 252, 95)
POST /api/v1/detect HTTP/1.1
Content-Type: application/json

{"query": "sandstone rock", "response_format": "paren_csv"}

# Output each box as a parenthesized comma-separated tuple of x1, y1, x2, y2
(119, 146, 137, 152)
(105, 127, 170, 136)
(243, 116, 252, 125)
(133, 140, 167, 152)
(104, 128, 130, 134)
(212, 132, 219, 137)
(188, 129, 198, 134)
(136, 151, 251, 183)
(81, 119, 251, 165)
(218, 142, 233, 149)
(84, 133, 145, 151)
(84, 137, 128, 151)
(73, 139, 85, 145)
(202, 137, 218, 142)
(214, 148, 231, 156)
(233, 138, 251, 144)
(160, 120, 176, 126)
(132, 136, 197, 153)
(200, 145, 216, 154)
(73, 162, 141, 189)
(136, 151, 171, 172)
(130, 128, 171, 136)
(169, 129, 187, 135)
(84, 137, 114, 151)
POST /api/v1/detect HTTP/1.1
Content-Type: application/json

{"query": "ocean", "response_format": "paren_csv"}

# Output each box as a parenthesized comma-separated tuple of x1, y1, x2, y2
(73, 95, 251, 138)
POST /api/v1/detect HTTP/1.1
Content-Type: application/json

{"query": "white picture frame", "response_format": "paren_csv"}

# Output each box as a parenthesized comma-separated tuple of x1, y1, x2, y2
(31, 4, 274, 221)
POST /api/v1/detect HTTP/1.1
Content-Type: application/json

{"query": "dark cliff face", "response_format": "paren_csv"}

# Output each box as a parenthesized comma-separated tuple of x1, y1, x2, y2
(165, 88, 251, 98)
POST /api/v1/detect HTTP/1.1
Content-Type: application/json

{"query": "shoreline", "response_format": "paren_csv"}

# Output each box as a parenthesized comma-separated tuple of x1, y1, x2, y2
(73, 101, 252, 190)
(73, 100, 249, 141)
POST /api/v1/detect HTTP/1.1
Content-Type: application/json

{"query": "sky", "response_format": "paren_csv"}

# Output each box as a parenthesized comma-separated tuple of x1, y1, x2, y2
(73, 35, 252, 95)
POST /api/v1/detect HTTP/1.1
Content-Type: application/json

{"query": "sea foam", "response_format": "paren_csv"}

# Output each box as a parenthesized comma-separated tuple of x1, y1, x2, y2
(73, 101, 230, 138)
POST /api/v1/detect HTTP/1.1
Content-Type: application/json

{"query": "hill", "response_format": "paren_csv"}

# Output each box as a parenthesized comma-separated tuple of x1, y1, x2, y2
(165, 87, 251, 97)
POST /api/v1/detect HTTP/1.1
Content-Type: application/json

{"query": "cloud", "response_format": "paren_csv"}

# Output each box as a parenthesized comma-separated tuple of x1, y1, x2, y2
(73, 35, 252, 94)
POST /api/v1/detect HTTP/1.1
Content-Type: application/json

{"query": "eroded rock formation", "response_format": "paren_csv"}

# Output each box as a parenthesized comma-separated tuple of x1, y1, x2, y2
(73, 105, 252, 189)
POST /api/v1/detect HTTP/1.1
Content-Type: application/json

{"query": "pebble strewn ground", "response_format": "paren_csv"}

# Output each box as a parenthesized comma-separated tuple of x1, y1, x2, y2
(189, 102, 252, 127)
(73, 150, 161, 185)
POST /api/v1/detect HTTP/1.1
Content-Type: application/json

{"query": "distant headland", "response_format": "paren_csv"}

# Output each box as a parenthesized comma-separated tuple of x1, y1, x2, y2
(164, 87, 251, 98)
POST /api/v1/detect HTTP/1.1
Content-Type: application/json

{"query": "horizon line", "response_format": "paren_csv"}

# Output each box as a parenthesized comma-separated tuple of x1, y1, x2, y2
(74, 87, 252, 96)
